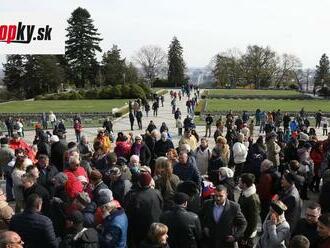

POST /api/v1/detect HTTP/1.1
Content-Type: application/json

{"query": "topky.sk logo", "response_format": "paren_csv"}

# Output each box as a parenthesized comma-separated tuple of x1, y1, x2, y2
(0, 22, 52, 44)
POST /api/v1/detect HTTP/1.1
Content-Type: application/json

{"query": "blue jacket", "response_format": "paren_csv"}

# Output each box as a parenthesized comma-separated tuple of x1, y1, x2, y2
(173, 160, 202, 187)
(100, 208, 128, 248)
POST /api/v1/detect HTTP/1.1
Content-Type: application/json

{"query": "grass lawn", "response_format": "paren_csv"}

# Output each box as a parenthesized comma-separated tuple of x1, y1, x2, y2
(0, 99, 129, 113)
(208, 89, 301, 96)
(206, 99, 328, 112)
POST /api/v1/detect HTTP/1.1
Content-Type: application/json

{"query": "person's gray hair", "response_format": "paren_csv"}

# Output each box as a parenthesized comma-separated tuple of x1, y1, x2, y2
(180, 144, 191, 153)
(260, 159, 274, 172)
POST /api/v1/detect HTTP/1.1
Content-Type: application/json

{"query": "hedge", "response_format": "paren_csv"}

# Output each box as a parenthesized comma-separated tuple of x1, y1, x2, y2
(35, 83, 151, 101)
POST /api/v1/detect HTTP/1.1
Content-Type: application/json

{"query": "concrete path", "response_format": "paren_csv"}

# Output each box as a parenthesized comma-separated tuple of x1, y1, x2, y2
(21, 89, 206, 147)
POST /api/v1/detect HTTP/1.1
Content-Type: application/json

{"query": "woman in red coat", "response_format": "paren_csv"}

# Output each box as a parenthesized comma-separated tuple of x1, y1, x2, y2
(310, 141, 324, 192)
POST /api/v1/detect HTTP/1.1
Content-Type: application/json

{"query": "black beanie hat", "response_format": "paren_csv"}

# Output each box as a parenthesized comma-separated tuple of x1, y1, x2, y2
(174, 192, 190, 205)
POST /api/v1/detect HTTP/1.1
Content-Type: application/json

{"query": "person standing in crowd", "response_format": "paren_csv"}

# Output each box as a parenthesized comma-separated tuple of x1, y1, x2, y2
(154, 132, 174, 158)
(0, 187, 14, 231)
(136, 109, 143, 130)
(179, 129, 198, 151)
(140, 223, 170, 248)
(130, 135, 152, 166)
(144, 101, 150, 117)
(258, 200, 290, 248)
(48, 111, 57, 129)
(129, 111, 135, 131)
(124, 172, 163, 248)
(233, 133, 248, 183)
(205, 114, 213, 138)
(195, 137, 211, 176)
(5, 117, 14, 137)
(0, 231, 24, 248)
(277, 172, 302, 232)
(0, 137, 14, 179)
(94, 128, 111, 154)
(152, 101, 159, 117)
(173, 151, 202, 188)
(293, 202, 321, 248)
(60, 210, 99, 247)
(99, 193, 128, 248)
(238, 173, 261, 248)
(160, 192, 202, 248)
(266, 132, 281, 168)
(315, 110, 322, 129)
(103, 117, 113, 134)
(73, 120, 82, 143)
(316, 213, 330, 248)
(201, 185, 247, 248)
(321, 117, 328, 136)
(289, 235, 310, 248)
(9, 194, 59, 248)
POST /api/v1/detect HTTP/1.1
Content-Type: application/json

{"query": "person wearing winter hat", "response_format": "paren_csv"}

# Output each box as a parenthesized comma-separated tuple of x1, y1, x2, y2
(219, 167, 236, 201)
(99, 191, 128, 248)
(90, 169, 109, 206)
(258, 200, 290, 248)
(160, 192, 202, 248)
(124, 172, 163, 247)
(61, 210, 99, 247)
(277, 171, 303, 232)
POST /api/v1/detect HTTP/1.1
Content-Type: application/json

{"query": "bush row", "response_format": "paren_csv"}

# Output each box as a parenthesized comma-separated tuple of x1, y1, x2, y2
(206, 94, 314, 100)
(35, 84, 152, 100)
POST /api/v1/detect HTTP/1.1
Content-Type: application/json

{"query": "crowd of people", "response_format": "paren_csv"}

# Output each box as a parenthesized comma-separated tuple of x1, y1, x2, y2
(0, 86, 330, 248)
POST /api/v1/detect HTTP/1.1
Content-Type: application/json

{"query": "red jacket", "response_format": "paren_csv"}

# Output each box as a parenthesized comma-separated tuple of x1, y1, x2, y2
(310, 149, 323, 167)
(257, 172, 274, 202)
(64, 167, 88, 198)
(114, 141, 131, 159)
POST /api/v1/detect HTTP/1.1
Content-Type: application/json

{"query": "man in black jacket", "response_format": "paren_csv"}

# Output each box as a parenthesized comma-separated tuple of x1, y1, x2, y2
(10, 194, 59, 248)
(160, 192, 202, 248)
(36, 154, 58, 197)
(201, 185, 247, 248)
(292, 202, 321, 248)
(22, 173, 50, 216)
(124, 172, 163, 248)
(60, 210, 99, 248)
(154, 132, 174, 157)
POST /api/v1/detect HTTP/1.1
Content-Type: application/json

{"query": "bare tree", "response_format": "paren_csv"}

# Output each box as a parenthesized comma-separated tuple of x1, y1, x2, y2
(134, 45, 167, 85)
(275, 53, 302, 87)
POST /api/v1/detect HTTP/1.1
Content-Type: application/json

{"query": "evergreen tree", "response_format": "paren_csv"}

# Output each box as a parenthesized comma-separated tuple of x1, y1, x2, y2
(102, 45, 126, 85)
(167, 36, 186, 87)
(314, 53, 330, 87)
(65, 7, 102, 88)
(3, 55, 64, 98)
(3, 55, 25, 97)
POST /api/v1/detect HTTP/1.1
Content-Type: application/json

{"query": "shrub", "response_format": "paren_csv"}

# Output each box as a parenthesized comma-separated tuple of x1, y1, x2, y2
(318, 86, 330, 96)
(289, 84, 299, 90)
(129, 84, 146, 99)
(112, 85, 122, 98)
(121, 85, 131, 98)
(99, 86, 113, 99)
(85, 89, 100, 99)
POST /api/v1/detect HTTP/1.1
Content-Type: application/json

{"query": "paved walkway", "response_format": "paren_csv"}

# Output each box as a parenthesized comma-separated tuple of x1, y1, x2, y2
(21, 89, 206, 146)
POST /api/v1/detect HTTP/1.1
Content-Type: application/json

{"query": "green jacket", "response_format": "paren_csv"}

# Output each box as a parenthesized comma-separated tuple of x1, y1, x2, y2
(238, 185, 261, 239)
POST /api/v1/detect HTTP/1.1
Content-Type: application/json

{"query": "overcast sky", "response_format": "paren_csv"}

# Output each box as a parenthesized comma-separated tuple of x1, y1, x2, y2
(1, 0, 330, 69)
